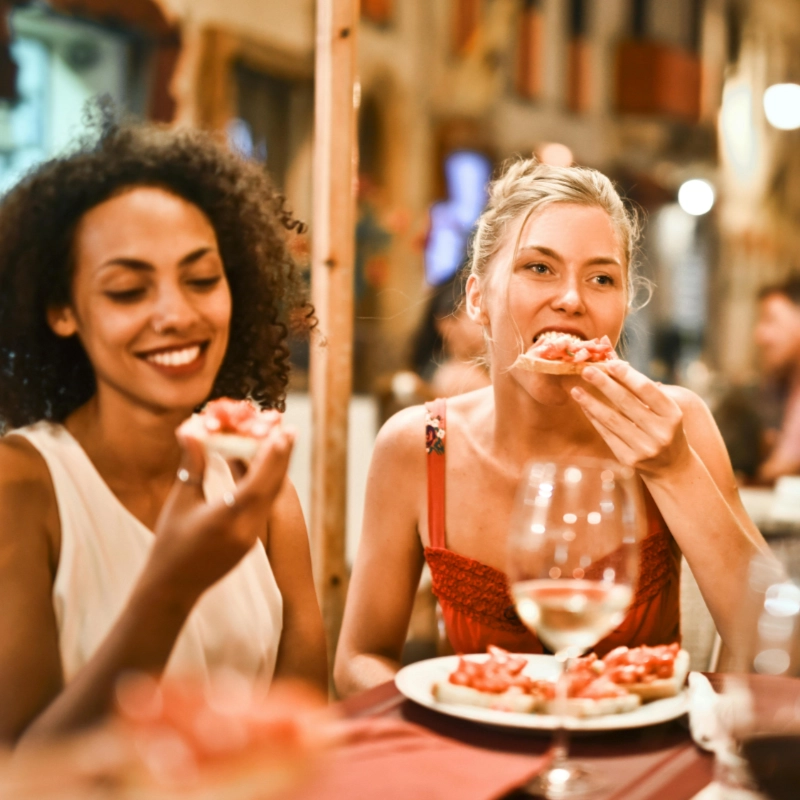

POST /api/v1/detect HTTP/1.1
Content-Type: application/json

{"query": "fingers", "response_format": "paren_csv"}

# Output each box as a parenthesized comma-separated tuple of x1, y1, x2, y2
(578, 400, 640, 466)
(172, 431, 208, 502)
(571, 384, 646, 444)
(585, 362, 676, 417)
(580, 368, 652, 430)
(229, 425, 296, 512)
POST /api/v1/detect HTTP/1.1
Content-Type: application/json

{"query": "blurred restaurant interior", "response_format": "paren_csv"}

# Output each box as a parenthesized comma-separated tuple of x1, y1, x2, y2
(2, 0, 800, 657)
(5, 2, 800, 798)
(2, 0, 800, 692)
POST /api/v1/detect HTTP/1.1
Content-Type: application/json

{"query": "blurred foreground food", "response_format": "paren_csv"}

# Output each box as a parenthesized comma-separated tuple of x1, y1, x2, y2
(0, 672, 337, 800)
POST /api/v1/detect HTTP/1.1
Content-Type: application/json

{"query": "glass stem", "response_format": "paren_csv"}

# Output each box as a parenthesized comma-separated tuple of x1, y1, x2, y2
(551, 651, 572, 768)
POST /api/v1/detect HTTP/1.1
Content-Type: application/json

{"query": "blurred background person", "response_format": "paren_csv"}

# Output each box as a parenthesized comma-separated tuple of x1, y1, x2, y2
(754, 277, 800, 483)
(427, 276, 490, 398)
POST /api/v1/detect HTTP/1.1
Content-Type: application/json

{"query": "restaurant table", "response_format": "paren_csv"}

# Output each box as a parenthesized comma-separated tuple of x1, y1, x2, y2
(337, 676, 722, 800)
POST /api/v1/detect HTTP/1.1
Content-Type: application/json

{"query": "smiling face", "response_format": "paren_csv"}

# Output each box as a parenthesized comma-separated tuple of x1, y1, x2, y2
(468, 202, 627, 398)
(47, 186, 232, 417)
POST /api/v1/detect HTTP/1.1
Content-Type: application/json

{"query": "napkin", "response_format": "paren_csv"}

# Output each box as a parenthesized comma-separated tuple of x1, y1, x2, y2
(290, 717, 547, 800)
(688, 673, 764, 800)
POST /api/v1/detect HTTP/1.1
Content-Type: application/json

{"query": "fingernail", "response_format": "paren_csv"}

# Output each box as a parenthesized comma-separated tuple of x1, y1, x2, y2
(571, 386, 585, 399)
(582, 367, 598, 380)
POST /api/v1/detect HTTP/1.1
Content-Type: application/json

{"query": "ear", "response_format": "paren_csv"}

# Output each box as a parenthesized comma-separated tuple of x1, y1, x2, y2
(465, 274, 489, 326)
(46, 306, 78, 338)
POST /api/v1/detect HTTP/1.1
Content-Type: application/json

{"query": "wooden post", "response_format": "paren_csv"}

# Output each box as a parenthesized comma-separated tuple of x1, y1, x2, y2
(310, 0, 358, 679)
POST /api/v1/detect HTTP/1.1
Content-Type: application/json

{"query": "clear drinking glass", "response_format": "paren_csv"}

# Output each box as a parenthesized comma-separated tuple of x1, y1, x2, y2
(507, 458, 642, 799)
(723, 539, 800, 800)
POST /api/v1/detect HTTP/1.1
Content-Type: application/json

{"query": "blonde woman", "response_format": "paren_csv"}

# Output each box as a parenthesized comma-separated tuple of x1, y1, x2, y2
(335, 159, 766, 696)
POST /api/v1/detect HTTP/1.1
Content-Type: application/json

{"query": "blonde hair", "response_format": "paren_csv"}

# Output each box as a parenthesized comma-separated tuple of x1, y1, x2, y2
(469, 158, 644, 305)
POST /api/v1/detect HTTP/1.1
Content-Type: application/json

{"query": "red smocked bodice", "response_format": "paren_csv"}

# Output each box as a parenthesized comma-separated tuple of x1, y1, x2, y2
(422, 399, 681, 656)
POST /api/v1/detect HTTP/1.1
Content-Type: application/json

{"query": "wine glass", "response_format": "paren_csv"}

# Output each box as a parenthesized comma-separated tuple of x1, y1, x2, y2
(723, 540, 800, 800)
(507, 457, 642, 799)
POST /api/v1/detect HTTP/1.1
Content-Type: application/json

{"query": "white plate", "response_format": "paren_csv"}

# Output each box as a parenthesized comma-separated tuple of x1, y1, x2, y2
(395, 654, 689, 732)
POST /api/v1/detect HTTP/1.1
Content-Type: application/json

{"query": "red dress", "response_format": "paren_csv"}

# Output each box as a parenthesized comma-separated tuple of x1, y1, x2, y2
(423, 399, 681, 656)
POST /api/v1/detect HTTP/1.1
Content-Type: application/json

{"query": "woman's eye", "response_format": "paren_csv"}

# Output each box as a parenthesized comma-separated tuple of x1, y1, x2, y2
(188, 276, 223, 291)
(594, 274, 615, 286)
(105, 288, 145, 303)
(526, 262, 551, 275)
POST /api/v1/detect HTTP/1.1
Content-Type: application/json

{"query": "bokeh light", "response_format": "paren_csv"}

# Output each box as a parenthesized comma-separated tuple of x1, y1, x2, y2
(678, 179, 715, 216)
(763, 83, 800, 130)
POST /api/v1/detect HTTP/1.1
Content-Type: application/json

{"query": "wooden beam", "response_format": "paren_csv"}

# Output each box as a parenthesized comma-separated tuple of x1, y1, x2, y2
(310, 0, 358, 681)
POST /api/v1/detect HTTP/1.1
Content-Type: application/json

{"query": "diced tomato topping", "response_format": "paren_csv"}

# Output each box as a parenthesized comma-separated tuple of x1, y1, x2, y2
(200, 399, 278, 438)
(598, 643, 679, 684)
(447, 648, 554, 699)
(573, 676, 627, 700)
(527, 334, 617, 364)
(448, 643, 680, 704)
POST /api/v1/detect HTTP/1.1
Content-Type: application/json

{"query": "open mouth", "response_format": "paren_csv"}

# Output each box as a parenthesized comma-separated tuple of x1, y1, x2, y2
(139, 342, 209, 367)
(532, 330, 587, 345)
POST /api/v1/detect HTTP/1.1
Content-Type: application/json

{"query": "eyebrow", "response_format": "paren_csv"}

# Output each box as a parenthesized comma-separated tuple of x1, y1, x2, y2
(100, 247, 217, 272)
(517, 245, 621, 267)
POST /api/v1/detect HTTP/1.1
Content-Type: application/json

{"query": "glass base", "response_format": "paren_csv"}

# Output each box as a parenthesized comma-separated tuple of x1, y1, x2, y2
(523, 762, 602, 799)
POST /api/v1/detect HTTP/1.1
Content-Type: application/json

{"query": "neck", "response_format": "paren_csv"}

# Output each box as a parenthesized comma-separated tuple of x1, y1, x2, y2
(65, 391, 190, 484)
(489, 370, 605, 463)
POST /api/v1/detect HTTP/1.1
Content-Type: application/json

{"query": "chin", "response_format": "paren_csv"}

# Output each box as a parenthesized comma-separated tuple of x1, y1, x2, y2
(517, 372, 577, 406)
(147, 385, 215, 416)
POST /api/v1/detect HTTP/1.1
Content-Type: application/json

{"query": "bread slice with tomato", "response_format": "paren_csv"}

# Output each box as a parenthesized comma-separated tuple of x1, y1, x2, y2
(599, 644, 690, 702)
(178, 398, 282, 463)
(432, 647, 554, 714)
(514, 332, 619, 375)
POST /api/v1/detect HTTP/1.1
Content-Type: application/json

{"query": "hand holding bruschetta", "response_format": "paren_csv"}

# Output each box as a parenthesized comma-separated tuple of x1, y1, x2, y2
(144, 421, 295, 604)
(569, 360, 693, 478)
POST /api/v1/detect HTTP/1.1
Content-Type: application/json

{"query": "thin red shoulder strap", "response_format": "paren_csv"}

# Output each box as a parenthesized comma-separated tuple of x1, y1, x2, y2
(425, 398, 447, 550)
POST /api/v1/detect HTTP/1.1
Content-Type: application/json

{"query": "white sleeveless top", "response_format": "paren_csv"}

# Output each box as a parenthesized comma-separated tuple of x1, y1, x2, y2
(14, 422, 283, 685)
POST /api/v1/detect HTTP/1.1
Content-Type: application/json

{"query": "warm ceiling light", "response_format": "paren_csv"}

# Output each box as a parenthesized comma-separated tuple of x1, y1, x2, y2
(678, 179, 715, 216)
(536, 142, 574, 167)
(763, 83, 800, 130)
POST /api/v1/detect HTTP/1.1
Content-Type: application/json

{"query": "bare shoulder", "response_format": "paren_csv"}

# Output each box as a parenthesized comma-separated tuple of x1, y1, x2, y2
(0, 434, 60, 570)
(0, 434, 54, 493)
(373, 403, 429, 463)
(662, 385, 733, 469)
(375, 389, 491, 462)
(268, 475, 304, 528)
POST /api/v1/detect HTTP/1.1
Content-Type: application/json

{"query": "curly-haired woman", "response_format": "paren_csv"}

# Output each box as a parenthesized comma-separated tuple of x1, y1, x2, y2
(0, 111, 327, 744)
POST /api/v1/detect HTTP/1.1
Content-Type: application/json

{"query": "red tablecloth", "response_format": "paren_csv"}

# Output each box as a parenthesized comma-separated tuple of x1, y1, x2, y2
(335, 679, 716, 800)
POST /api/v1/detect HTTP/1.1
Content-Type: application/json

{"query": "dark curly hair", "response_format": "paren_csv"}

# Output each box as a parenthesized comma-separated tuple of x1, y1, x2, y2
(0, 105, 314, 427)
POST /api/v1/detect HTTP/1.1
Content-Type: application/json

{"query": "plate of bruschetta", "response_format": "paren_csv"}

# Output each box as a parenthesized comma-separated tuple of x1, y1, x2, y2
(395, 644, 690, 732)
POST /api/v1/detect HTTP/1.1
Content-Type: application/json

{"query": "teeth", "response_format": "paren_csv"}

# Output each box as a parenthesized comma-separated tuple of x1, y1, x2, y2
(146, 346, 201, 367)
(534, 331, 585, 344)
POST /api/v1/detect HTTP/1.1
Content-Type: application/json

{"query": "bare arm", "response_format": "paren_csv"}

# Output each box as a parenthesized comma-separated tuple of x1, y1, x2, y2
(758, 444, 800, 484)
(12, 426, 294, 745)
(333, 407, 426, 698)
(0, 440, 67, 744)
(267, 479, 328, 694)
(572, 362, 768, 649)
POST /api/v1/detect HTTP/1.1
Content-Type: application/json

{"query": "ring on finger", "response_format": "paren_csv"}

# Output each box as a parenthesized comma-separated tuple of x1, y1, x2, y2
(177, 467, 203, 486)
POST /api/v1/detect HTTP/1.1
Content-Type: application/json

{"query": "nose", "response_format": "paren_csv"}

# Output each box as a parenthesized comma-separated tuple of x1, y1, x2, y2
(551, 274, 586, 316)
(151, 282, 198, 335)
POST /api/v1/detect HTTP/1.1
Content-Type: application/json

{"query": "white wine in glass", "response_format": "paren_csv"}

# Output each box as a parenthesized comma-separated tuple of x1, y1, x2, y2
(507, 458, 642, 799)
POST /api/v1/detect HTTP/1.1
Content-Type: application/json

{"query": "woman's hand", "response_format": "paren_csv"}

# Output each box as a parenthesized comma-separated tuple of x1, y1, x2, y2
(570, 361, 693, 478)
(143, 425, 296, 605)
